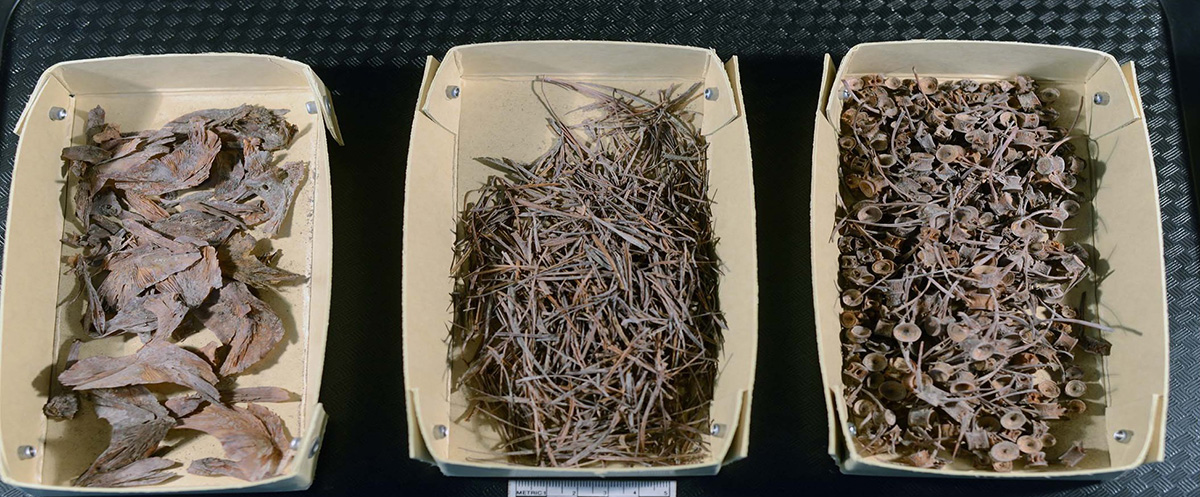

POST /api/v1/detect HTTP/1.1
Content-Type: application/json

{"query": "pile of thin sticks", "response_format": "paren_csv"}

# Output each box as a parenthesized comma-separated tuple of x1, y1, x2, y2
(452, 78, 724, 467)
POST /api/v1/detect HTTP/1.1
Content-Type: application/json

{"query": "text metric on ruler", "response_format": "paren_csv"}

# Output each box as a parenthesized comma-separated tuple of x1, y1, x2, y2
(509, 480, 676, 497)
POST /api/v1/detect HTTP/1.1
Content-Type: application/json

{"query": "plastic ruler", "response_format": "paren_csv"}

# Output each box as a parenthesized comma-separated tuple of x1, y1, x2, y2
(508, 480, 676, 497)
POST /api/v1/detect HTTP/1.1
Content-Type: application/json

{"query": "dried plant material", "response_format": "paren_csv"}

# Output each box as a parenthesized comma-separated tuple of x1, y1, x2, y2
(59, 339, 221, 402)
(75, 458, 178, 488)
(452, 79, 722, 467)
(44, 340, 83, 420)
(166, 386, 297, 418)
(168, 105, 297, 152)
(836, 75, 1108, 472)
(201, 281, 285, 376)
(54, 105, 308, 486)
(219, 232, 306, 288)
(178, 403, 293, 481)
(75, 387, 177, 487)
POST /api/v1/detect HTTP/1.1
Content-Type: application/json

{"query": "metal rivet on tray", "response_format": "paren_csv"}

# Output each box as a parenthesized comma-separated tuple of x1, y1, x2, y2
(49, 106, 67, 121)
(1113, 429, 1132, 443)
(446, 85, 461, 99)
(289, 437, 302, 450)
(847, 423, 857, 436)
(305, 101, 318, 114)
(17, 445, 36, 460)
(704, 87, 718, 101)
(308, 436, 322, 458)
(1093, 91, 1110, 105)
(840, 89, 851, 100)
(709, 423, 725, 437)
(434, 424, 449, 440)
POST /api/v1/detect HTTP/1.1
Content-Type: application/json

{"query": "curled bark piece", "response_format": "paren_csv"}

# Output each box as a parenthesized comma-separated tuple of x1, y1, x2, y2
(98, 246, 201, 309)
(108, 118, 221, 195)
(122, 191, 170, 222)
(201, 281, 285, 376)
(178, 403, 293, 481)
(151, 209, 237, 246)
(156, 246, 222, 307)
(168, 105, 297, 152)
(59, 339, 220, 402)
(219, 232, 306, 288)
(166, 386, 297, 418)
(76, 458, 177, 488)
(74, 386, 176, 487)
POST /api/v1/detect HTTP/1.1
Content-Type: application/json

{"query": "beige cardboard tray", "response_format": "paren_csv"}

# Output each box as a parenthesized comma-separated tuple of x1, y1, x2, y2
(402, 41, 758, 477)
(810, 40, 1169, 478)
(0, 54, 341, 494)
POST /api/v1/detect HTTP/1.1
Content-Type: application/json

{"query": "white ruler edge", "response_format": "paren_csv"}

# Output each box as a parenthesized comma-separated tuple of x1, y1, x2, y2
(508, 480, 677, 497)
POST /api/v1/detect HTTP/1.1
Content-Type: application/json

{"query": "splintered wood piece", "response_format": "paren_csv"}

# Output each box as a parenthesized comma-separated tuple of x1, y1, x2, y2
(201, 281, 285, 376)
(59, 339, 221, 402)
(109, 117, 221, 195)
(219, 232, 306, 288)
(178, 403, 293, 481)
(75, 386, 177, 487)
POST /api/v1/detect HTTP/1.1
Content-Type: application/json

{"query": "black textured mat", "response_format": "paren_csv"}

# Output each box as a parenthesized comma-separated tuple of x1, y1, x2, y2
(1, 1, 1197, 496)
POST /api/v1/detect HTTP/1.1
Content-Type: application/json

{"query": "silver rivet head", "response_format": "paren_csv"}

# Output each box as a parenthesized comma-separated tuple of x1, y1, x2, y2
(847, 423, 858, 436)
(289, 437, 302, 450)
(840, 89, 851, 100)
(704, 87, 718, 101)
(17, 445, 36, 460)
(1113, 429, 1132, 443)
(305, 101, 318, 114)
(446, 86, 460, 99)
(308, 437, 322, 458)
(709, 423, 725, 437)
(1093, 92, 1110, 105)
(49, 107, 67, 121)
(434, 424, 449, 439)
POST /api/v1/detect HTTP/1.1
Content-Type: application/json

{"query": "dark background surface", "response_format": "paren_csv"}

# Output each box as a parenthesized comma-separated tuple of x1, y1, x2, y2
(0, 0, 1197, 496)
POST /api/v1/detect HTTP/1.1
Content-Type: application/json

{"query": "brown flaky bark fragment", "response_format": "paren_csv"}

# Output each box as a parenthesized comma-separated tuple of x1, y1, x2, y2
(219, 232, 305, 288)
(104, 294, 156, 338)
(122, 218, 195, 253)
(76, 458, 177, 488)
(108, 118, 220, 195)
(74, 257, 108, 337)
(62, 145, 113, 164)
(59, 339, 220, 402)
(44, 340, 83, 420)
(240, 156, 307, 236)
(122, 191, 170, 222)
(168, 105, 297, 152)
(98, 246, 201, 309)
(201, 281, 285, 376)
(152, 209, 237, 246)
(179, 403, 293, 481)
(156, 246, 222, 307)
(74, 386, 177, 487)
(166, 386, 296, 418)
(144, 293, 188, 341)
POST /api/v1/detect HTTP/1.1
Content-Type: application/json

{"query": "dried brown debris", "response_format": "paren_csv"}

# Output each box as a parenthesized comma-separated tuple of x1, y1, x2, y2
(48, 105, 306, 486)
(835, 74, 1107, 471)
(452, 79, 723, 467)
